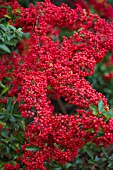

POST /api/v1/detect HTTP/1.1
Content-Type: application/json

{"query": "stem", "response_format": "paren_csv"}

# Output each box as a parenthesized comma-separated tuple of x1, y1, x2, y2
(57, 98, 67, 114)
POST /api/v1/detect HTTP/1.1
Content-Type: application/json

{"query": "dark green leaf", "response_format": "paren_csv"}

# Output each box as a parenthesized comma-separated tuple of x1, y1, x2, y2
(65, 163, 72, 169)
(7, 6, 13, 16)
(96, 128, 105, 137)
(107, 0, 113, 7)
(85, 148, 94, 160)
(1, 131, 8, 138)
(6, 98, 14, 113)
(107, 162, 113, 168)
(9, 115, 16, 123)
(0, 113, 7, 119)
(102, 147, 108, 158)
(4, 40, 14, 46)
(1, 139, 9, 144)
(26, 146, 41, 151)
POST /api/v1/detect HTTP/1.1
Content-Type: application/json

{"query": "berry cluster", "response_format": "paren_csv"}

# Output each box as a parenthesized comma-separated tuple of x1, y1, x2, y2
(1, 0, 113, 169)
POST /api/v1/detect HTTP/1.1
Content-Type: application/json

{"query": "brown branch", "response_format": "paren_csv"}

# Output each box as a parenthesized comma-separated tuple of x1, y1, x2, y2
(57, 98, 67, 114)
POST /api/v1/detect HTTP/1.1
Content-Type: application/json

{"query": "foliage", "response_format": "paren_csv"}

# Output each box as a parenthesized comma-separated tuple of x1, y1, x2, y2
(18, 0, 42, 7)
(87, 52, 113, 107)
(0, 98, 25, 170)
(0, 24, 29, 55)
(107, 0, 113, 7)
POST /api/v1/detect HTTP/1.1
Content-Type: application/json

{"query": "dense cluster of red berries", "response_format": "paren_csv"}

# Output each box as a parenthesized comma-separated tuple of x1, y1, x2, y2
(1, 0, 113, 169)
(89, 0, 113, 19)
(4, 163, 20, 170)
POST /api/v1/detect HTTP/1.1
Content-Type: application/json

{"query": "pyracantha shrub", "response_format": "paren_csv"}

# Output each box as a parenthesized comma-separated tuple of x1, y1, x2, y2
(1, 0, 113, 169)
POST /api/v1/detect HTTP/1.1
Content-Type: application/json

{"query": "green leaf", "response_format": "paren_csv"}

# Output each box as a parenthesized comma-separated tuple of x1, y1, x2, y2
(0, 24, 7, 31)
(103, 109, 113, 118)
(78, 28, 83, 32)
(0, 113, 7, 119)
(4, 40, 14, 46)
(102, 147, 108, 158)
(98, 100, 104, 112)
(26, 146, 41, 151)
(107, 0, 113, 7)
(107, 162, 113, 168)
(16, 28, 23, 37)
(0, 44, 11, 53)
(0, 162, 5, 169)
(1, 131, 8, 138)
(88, 159, 95, 164)
(1, 86, 9, 95)
(9, 25, 16, 31)
(23, 32, 30, 39)
(85, 128, 94, 133)
(96, 128, 105, 137)
(104, 117, 110, 122)
(0, 82, 5, 88)
(7, 34, 13, 41)
(65, 163, 72, 169)
(1, 139, 9, 144)
(0, 121, 6, 126)
(6, 98, 14, 113)
(89, 104, 98, 115)
(94, 156, 99, 162)
(85, 148, 94, 160)
(7, 6, 13, 16)
(9, 115, 16, 123)
(16, 8, 21, 14)
(4, 14, 11, 19)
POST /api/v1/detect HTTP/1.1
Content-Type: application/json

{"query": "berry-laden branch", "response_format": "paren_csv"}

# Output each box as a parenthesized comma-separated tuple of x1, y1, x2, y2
(1, 0, 113, 169)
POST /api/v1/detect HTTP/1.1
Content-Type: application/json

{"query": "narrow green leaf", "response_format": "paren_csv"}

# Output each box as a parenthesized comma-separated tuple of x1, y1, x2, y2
(6, 98, 14, 113)
(26, 146, 41, 151)
(85, 148, 94, 160)
(108, 162, 113, 168)
(1, 86, 9, 95)
(98, 100, 104, 112)
(0, 82, 5, 88)
(9, 115, 16, 122)
(0, 113, 7, 119)
(89, 104, 98, 115)
(0, 44, 11, 53)
(9, 25, 16, 31)
(0, 24, 7, 31)
(102, 147, 108, 158)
